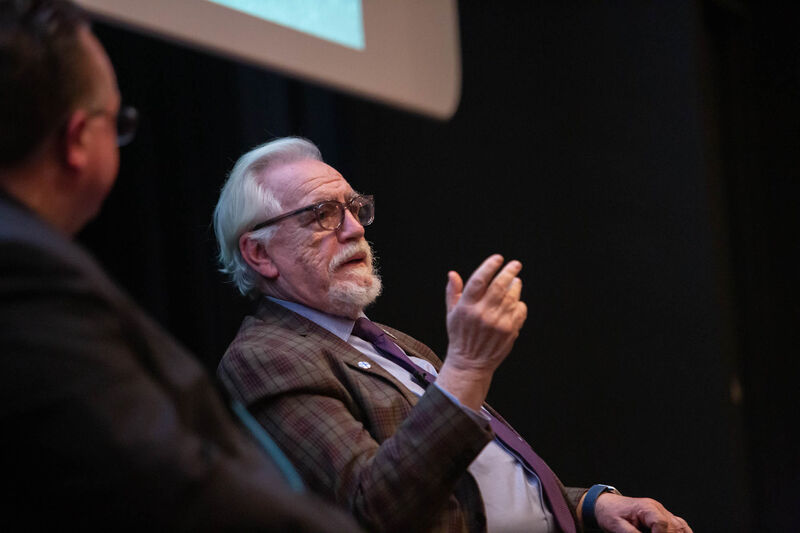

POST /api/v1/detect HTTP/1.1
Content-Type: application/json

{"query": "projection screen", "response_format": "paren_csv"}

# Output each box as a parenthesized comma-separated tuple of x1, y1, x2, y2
(74, 0, 462, 119)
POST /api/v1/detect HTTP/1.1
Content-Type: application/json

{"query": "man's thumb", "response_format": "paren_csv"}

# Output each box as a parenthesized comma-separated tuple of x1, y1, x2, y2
(445, 271, 463, 313)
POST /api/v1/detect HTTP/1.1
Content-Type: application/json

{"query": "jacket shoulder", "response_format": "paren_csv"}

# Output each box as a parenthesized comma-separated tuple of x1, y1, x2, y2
(218, 304, 352, 403)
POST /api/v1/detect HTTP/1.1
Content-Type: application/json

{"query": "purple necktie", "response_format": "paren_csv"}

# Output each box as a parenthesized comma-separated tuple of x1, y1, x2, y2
(352, 317, 576, 533)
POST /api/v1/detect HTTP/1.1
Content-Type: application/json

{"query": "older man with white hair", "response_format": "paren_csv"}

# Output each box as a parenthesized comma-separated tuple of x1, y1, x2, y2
(213, 136, 692, 533)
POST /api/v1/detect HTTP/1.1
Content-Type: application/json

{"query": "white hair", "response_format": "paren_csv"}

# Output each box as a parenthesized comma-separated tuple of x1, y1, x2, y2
(213, 136, 322, 297)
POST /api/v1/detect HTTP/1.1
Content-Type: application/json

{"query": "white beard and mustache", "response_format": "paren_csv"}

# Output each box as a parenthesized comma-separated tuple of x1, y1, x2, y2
(325, 240, 382, 317)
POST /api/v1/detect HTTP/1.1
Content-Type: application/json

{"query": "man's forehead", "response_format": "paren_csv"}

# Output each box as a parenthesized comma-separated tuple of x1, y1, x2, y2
(262, 159, 354, 203)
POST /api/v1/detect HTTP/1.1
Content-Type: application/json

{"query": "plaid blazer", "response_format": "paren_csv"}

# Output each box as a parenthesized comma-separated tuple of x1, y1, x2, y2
(219, 299, 584, 533)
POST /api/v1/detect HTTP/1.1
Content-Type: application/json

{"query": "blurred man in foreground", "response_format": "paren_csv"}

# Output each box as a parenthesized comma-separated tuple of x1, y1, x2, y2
(0, 1, 359, 530)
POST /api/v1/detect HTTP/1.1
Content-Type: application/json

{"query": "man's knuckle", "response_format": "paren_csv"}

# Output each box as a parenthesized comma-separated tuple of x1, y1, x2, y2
(470, 277, 487, 290)
(497, 321, 519, 336)
(641, 497, 659, 508)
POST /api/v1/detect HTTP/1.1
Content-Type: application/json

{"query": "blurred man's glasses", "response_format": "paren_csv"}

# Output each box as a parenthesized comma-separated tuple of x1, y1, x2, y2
(87, 105, 139, 146)
(251, 195, 375, 232)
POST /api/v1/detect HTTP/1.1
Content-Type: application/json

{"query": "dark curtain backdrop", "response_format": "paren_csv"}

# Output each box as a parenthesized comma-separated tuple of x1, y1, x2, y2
(77, 1, 799, 531)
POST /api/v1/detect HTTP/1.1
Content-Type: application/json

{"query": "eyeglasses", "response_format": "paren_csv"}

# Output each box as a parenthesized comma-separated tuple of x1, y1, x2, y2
(251, 194, 375, 232)
(87, 105, 139, 147)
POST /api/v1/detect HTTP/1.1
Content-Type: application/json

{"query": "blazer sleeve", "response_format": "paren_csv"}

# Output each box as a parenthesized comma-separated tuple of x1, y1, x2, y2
(0, 241, 361, 532)
(383, 323, 588, 524)
(219, 328, 494, 533)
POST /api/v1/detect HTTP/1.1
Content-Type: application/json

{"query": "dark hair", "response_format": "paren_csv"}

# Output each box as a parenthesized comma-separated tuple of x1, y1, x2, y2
(0, 0, 92, 168)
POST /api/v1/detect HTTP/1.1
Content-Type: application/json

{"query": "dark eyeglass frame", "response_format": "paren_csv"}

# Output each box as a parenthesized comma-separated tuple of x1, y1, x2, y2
(251, 194, 374, 232)
(86, 105, 139, 147)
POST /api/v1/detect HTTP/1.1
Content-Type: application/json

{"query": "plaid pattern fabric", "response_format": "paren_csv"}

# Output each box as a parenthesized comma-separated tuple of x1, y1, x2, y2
(219, 299, 583, 532)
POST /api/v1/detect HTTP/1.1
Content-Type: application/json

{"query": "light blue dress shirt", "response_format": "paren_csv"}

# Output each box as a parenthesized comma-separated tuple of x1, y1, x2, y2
(269, 297, 557, 533)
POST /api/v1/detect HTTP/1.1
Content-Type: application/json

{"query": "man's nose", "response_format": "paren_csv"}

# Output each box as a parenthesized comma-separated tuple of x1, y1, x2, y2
(337, 208, 365, 242)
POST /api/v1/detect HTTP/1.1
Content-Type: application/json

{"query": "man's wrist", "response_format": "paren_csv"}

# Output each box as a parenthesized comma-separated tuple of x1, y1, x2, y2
(581, 484, 621, 531)
(435, 363, 492, 410)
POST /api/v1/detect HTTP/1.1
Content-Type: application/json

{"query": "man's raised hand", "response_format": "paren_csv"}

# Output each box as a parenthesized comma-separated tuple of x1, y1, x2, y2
(437, 254, 527, 409)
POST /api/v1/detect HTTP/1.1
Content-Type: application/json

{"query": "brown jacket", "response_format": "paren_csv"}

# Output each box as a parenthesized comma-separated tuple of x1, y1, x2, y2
(219, 299, 584, 532)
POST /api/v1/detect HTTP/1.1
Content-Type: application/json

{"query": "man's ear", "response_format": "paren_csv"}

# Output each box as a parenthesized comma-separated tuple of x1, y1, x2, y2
(62, 109, 90, 171)
(240, 233, 279, 279)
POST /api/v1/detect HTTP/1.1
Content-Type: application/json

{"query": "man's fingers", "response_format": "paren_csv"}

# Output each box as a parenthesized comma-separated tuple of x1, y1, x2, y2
(513, 300, 528, 329)
(461, 254, 504, 302)
(639, 504, 672, 533)
(486, 260, 523, 303)
(507, 276, 523, 301)
(445, 271, 464, 313)
(598, 496, 690, 533)
(675, 516, 692, 533)
(669, 516, 691, 533)
(648, 522, 670, 533)
(643, 514, 690, 533)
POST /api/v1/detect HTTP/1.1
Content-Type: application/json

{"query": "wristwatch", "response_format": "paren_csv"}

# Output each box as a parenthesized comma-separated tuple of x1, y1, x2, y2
(581, 484, 621, 531)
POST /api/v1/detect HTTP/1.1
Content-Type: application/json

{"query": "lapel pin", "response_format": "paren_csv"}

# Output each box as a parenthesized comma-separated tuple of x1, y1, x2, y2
(357, 361, 372, 369)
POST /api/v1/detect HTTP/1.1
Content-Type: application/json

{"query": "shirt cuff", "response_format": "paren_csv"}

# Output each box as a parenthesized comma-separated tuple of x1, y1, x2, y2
(432, 382, 491, 430)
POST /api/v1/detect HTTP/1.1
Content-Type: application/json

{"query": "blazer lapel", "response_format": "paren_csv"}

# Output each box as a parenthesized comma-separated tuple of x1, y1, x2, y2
(256, 300, 422, 406)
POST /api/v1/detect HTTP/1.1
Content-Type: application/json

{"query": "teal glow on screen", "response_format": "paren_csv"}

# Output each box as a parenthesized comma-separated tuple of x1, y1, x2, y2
(205, 0, 365, 50)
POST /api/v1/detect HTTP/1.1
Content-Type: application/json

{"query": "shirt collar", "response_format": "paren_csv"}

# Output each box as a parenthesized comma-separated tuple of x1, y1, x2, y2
(266, 296, 366, 342)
